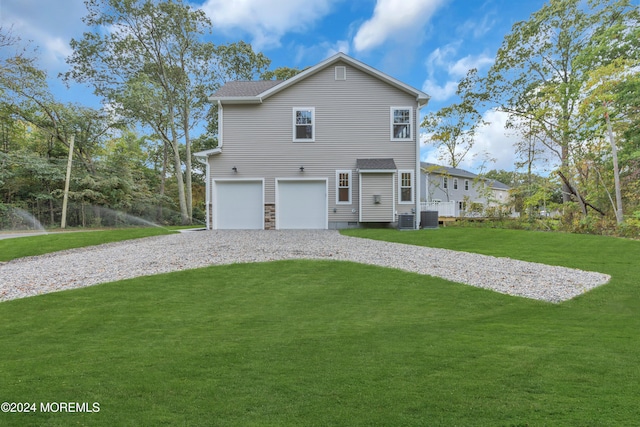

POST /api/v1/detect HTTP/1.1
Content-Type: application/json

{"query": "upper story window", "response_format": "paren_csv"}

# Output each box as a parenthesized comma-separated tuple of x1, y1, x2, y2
(391, 107, 412, 141)
(293, 107, 315, 142)
(399, 170, 414, 203)
(464, 179, 469, 191)
(453, 178, 458, 190)
(443, 177, 448, 189)
(336, 170, 352, 204)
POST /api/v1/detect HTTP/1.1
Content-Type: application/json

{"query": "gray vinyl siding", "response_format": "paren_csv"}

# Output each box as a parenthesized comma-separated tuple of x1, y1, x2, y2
(423, 172, 488, 203)
(210, 60, 419, 223)
(359, 173, 395, 222)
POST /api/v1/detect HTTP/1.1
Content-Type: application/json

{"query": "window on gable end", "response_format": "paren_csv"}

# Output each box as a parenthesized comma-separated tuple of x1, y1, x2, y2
(293, 107, 315, 142)
(391, 107, 412, 140)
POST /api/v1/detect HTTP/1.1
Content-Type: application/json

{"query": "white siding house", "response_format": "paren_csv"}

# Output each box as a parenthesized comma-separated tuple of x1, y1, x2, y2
(195, 53, 430, 230)
(420, 163, 512, 217)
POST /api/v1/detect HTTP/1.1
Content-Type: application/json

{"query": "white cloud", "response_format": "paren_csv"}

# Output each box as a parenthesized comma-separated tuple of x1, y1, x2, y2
(460, 109, 515, 171)
(200, 0, 337, 50)
(457, 13, 496, 39)
(353, 0, 447, 52)
(422, 79, 458, 101)
(327, 40, 350, 56)
(420, 110, 519, 172)
(421, 43, 493, 102)
(0, 0, 86, 69)
(448, 53, 493, 78)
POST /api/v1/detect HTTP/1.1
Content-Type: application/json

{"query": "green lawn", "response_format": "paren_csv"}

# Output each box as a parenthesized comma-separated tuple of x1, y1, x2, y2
(0, 227, 178, 262)
(0, 228, 639, 425)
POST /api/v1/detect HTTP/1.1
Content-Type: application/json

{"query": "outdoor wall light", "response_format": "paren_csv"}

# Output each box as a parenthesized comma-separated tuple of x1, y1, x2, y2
(299, 166, 305, 172)
(232, 166, 237, 173)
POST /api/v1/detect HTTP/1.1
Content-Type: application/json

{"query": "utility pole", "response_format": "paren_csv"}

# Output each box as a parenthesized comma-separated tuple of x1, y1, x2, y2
(61, 134, 75, 229)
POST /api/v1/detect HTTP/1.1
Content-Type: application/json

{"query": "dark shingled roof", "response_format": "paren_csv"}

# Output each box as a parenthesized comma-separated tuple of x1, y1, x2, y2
(211, 80, 284, 98)
(356, 158, 397, 170)
(420, 162, 511, 189)
(420, 162, 477, 179)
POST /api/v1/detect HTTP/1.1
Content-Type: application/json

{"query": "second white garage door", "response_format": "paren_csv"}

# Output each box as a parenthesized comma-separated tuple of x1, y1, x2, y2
(214, 180, 264, 229)
(276, 179, 327, 229)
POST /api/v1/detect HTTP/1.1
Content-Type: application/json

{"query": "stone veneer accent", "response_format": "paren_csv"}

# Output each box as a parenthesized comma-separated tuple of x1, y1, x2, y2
(264, 204, 276, 230)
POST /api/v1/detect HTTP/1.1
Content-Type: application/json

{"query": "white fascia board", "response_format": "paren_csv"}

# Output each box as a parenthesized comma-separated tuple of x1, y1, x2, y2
(208, 96, 262, 105)
(357, 169, 396, 173)
(193, 147, 222, 158)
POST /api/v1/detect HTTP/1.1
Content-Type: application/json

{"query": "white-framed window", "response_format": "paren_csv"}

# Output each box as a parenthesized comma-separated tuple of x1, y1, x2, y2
(293, 107, 315, 142)
(443, 177, 448, 189)
(453, 178, 458, 190)
(464, 179, 469, 191)
(398, 170, 414, 203)
(336, 170, 352, 204)
(390, 107, 412, 140)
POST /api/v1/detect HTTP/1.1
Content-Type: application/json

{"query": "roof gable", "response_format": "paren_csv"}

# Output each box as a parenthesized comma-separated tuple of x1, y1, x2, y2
(210, 53, 430, 106)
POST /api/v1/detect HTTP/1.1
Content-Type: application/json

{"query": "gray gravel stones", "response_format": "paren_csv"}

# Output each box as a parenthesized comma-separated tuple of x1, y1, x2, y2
(0, 230, 610, 303)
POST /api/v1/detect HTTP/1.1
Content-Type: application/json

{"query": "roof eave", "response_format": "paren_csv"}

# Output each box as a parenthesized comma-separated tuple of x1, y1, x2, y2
(208, 96, 263, 105)
(194, 147, 222, 158)
(357, 169, 397, 173)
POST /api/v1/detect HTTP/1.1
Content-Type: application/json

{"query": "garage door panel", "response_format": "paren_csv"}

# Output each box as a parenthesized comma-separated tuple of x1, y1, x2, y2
(277, 180, 327, 229)
(215, 181, 263, 229)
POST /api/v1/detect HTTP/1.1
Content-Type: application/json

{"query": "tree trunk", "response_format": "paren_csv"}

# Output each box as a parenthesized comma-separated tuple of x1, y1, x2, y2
(158, 140, 167, 222)
(168, 108, 189, 225)
(183, 104, 193, 223)
(605, 110, 623, 224)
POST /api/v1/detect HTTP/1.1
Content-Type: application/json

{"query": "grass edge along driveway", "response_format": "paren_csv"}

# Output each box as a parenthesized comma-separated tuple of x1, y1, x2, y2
(0, 228, 638, 425)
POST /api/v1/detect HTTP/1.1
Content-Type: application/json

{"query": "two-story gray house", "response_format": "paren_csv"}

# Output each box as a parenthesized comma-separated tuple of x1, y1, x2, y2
(195, 53, 430, 230)
(421, 162, 511, 216)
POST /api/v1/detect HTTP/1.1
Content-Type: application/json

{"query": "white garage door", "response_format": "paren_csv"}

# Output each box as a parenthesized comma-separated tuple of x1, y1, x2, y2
(277, 180, 327, 229)
(214, 180, 263, 229)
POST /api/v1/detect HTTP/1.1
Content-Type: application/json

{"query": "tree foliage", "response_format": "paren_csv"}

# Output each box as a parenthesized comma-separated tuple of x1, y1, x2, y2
(421, 70, 486, 168)
(442, 0, 640, 230)
(65, 0, 271, 224)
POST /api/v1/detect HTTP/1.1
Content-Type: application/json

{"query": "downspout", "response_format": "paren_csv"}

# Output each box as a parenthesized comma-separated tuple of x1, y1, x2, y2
(415, 101, 422, 229)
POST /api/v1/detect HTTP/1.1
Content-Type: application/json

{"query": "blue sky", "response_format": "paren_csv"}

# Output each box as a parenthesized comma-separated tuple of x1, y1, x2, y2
(1, 0, 549, 173)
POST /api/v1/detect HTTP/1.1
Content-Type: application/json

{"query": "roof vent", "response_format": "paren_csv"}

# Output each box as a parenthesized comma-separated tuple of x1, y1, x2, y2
(335, 66, 346, 81)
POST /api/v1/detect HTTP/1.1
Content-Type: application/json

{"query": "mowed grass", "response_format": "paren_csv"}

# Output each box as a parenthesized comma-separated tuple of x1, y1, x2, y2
(0, 227, 178, 262)
(0, 229, 639, 425)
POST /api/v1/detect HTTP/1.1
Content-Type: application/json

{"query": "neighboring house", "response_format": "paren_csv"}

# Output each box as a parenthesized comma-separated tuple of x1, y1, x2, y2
(420, 162, 512, 217)
(195, 53, 430, 230)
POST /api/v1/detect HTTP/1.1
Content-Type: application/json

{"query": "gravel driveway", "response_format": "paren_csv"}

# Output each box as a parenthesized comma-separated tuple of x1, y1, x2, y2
(0, 230, 610, 303)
